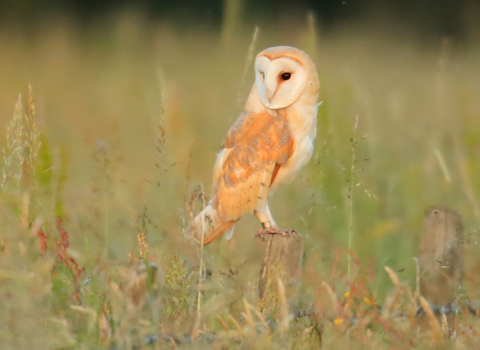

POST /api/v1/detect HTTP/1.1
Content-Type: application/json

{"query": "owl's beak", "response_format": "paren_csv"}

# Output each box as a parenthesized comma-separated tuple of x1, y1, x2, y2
(266, 89, 273, 104)
(261, 86, 272, 108)
(265, 85, 278, 106)
(265, 74, 278, 104)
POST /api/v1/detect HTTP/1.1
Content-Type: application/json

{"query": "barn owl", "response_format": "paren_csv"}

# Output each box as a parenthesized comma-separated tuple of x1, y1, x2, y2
(188, 46, 320, 245)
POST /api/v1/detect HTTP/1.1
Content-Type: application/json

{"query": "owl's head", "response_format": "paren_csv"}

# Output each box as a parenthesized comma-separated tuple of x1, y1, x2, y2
(254, 46, 319, 110)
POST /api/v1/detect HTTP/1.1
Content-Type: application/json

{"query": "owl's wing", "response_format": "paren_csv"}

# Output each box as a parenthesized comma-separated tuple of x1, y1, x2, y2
(211, 111, 295, 223)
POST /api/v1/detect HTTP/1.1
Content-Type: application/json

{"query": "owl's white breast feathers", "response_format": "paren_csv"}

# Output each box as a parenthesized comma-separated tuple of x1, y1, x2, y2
(269, 102, 318, 191)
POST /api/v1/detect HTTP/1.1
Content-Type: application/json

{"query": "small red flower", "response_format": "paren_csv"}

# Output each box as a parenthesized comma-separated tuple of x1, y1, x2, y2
(37, 230, 48, 256)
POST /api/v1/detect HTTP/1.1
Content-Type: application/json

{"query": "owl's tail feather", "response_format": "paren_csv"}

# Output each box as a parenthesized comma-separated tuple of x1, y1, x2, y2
(187, 204, 236, 245)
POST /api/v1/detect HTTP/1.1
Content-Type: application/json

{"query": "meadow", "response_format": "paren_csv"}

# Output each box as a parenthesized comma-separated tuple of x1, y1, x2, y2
(0, 10, 480, 349)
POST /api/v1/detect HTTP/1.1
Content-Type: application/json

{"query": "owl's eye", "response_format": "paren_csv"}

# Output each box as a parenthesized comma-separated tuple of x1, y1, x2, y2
(281, 72, 291, 81)
(259, 72, 265, 80)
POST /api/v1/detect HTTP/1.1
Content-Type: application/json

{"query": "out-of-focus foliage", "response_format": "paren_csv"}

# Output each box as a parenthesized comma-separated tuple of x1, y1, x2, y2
(1, 0, 480, 38)
(0, 9, 479, 349)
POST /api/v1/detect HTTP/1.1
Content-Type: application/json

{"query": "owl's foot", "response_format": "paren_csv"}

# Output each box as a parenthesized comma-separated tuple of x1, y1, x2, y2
(255, 228, 297, 239)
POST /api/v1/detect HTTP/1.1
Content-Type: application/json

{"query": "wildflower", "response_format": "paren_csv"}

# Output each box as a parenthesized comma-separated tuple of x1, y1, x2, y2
(37, 230, 48, 256)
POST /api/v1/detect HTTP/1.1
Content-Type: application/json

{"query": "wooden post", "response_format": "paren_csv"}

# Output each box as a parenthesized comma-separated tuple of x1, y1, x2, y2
(418, 206, 464, 306)
(257, 234, 304, 309)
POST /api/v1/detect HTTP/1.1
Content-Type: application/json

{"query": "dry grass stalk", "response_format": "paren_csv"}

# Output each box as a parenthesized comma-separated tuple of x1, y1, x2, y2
(237, 25, 260, 108)
(185, 184, 209, 240)
(384, 266, 400, 287)
(419, 296, 443, 339)
(216, 314, 230, 331)
(1, 86, 41, 190)
(433, 149, 451, 183)
(228, 315, 244, 335)
(2, 94, 24, 189)
(346, 118, 358, 279)
(243, 298, 270, 331)
(414, 257, 421, 303)
(99, 301, 112, 344)
(405, 287, 417, 328)
(192, 183, 206, 341)
(220, 0, 242, 46)
(441, 313, 448, 336)
(137, 232, 147, 260)
(382, 266, 402, 319)
(155, 69, 167, 156)
(24, 85, 41, 180)
(322, 282, 340, 316)
(242, 297, 255, 327)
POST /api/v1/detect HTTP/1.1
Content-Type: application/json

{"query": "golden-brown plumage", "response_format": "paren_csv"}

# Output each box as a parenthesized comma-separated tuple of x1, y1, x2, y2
(213, 110, 295, 222)
(188, 46, 319, 245)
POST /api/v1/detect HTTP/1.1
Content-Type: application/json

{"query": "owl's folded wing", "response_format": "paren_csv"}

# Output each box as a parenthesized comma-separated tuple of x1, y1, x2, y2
(211, 111, 295, 223)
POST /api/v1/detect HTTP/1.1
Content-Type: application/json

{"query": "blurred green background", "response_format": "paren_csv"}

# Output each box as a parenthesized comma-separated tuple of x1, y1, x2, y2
(0, 0, 480, 347)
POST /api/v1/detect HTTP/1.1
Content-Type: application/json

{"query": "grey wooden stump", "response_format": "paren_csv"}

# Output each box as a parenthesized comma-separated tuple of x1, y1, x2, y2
(419, 206, 464, 306)
(257, 233, 304, 308)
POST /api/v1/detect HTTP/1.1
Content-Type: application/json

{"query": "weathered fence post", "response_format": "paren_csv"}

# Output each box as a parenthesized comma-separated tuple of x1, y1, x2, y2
(257, 234, 304, 309)
(419, 206, 464, 306)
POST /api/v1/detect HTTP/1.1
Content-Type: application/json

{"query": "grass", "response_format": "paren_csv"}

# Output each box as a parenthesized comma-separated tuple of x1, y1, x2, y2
(0, 11, 480, 349)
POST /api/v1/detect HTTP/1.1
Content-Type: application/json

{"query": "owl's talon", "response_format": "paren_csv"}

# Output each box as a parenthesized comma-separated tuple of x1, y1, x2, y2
(256, 228, 297, 239)
(283, 229, 297, 236)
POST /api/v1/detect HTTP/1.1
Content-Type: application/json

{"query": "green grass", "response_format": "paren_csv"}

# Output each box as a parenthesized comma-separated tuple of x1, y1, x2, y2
(0, 11, 480, 349)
